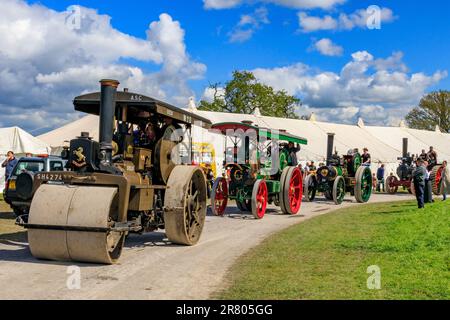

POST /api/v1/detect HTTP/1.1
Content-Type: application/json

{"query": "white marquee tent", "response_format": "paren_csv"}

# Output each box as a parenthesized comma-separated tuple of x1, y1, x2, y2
(38, 115, 100, 156)
(0, 127, 51, 192)
(192, 110, 450, 176)
(38, 111, 450, 179)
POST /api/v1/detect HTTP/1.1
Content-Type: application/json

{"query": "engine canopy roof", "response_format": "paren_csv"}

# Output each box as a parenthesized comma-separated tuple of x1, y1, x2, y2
(211, 122, 308, 145)
(73, 91, 212, 129)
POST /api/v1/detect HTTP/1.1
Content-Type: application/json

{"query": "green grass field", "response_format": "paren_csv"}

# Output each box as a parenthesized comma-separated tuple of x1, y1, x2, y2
(218, 200, 450, 300)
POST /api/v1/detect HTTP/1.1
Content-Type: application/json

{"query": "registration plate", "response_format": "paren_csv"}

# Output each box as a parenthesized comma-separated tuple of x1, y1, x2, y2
(35, 173, 64, 181)
(9, 180, 16, 190)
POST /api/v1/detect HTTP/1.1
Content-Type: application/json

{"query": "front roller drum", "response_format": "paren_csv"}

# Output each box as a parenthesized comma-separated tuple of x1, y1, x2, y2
(28, 184, 125, 264)
(164, 166, 207, 245)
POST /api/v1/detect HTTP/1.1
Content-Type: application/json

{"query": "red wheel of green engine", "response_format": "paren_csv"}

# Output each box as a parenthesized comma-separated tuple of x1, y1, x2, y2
(211, 177, 228, 216)
(288, 167, 303, 214)
(252, 180, 268, 220)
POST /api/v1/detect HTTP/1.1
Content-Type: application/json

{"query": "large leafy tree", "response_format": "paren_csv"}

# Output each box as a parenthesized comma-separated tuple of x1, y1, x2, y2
(199, 71, 300, 119)
(405, 90, 450, 132)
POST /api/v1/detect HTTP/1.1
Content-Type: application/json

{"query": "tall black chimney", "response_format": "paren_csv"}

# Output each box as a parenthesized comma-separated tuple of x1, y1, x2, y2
(402, 138, 408, 158)
(99, 79, 119, 167)
(326, 133, 335, 166)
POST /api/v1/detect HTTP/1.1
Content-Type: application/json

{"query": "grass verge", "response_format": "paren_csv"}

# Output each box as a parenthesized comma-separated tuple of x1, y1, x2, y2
(0, 195, 26, 243)
(218, 200, 450, 300)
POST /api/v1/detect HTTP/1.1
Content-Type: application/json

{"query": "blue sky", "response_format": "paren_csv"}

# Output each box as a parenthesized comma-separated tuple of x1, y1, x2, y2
(30, 0, 450, 87)
(1, 0, 449, 133)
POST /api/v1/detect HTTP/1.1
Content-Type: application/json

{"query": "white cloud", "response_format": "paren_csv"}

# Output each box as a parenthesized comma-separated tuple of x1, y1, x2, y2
(0, 0, 206, 132)
(204, 0, 242, 9)
(311, 38, 343, 56)
(252, 51, 447, 125)
(228, 7, 270, 43)
(298, 7, 396, 32)
(229, 29, 255, 43)
(204, 0, 345, 10)
(268, 0, 346, 9)
(298, 13, 338, 32)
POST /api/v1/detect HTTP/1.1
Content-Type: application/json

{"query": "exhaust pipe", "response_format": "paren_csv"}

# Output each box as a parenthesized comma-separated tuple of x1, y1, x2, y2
(402, 138, 408, 158)
(99, 79, 119, 166)
(326, 133, 335, 166)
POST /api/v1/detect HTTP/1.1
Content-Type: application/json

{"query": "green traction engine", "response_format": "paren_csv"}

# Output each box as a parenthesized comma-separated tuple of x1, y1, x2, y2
(210, 122, 308, 219)
(304, 133, 372, 205)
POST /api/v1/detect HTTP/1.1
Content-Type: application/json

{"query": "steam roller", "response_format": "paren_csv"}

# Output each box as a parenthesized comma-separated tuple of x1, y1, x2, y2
(17, 79, 212, 264)
(28, 185, 124, 264)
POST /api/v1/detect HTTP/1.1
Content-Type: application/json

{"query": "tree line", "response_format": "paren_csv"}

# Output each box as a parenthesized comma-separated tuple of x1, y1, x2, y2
(198, 71, 449, 133)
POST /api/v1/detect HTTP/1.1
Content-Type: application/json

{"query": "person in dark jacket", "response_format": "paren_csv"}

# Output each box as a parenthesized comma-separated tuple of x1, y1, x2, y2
(413, 160, 427, 209)
(423, 161, 434, 203)
(2, 151, 18, 179)
(427, 146, 438, 166)
(376, 164, 385, 192)
(419, 149, 428, 162)
(362, 148, 371, 165)
(287, 142, 301, 166)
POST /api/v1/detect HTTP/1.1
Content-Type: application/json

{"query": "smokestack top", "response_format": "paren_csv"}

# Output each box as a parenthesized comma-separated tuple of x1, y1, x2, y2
(327, 133, 335, 137)
(402, 137, 408, 158)
(100, 79, 120, 88)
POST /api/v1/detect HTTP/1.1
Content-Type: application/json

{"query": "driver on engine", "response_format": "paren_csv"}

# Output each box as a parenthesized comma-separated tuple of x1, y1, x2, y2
(286, 142, 301, 166)
(362, 148, 371, 166)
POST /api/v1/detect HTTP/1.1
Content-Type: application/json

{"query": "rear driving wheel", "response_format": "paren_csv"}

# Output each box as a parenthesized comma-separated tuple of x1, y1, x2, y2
(252, 180, 268, 219)
(355, 166, 372, 203)
(164, 166, 207, 245)
(280, 167, 303, 215)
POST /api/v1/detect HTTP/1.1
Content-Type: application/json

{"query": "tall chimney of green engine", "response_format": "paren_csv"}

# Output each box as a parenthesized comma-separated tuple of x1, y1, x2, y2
(326, 133, 335, 166)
